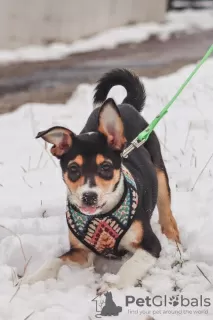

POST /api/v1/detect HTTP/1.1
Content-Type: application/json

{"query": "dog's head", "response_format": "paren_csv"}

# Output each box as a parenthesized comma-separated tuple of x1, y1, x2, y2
(36, 98, 126, 215)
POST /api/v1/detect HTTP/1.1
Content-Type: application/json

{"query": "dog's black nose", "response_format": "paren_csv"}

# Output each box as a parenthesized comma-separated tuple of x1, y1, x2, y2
(82, 191, 98, 206)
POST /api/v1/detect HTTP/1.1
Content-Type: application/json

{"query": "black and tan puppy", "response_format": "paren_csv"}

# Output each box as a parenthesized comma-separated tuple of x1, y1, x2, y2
(21, 69, 180, 292)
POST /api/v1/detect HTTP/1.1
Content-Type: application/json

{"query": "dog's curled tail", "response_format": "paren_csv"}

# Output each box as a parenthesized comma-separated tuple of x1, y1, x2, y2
(93, 68, 146, 112)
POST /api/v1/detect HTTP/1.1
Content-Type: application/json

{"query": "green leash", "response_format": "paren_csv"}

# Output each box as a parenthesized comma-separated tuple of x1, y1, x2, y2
(122, 44, 213, 158)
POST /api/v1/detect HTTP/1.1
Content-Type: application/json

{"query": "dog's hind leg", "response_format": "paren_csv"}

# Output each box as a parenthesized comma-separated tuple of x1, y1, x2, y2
(143, 131, 180, 243)
(156, 166, 180, 243)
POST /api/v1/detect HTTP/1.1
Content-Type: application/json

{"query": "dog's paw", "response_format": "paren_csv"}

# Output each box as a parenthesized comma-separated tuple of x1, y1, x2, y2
(19, 274, 39, 285)
(19, 258, 63, 286)
(96, 272, 134, 294)
(161, 215, 180, 243)
(97, 277, 134, 294)
(18, 269, 54, 285)
(97, 282, 111, 295)
(97, 273, 120, 295)
(15, 273, 42, 286)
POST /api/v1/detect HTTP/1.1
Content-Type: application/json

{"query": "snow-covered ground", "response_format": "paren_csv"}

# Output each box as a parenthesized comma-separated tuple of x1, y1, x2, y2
(0, 9, 213, 64)
(1, 58, 213, 320)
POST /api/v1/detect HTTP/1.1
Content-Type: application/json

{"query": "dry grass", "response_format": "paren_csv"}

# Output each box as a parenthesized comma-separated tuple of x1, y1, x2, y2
(191, 151, 213, 191)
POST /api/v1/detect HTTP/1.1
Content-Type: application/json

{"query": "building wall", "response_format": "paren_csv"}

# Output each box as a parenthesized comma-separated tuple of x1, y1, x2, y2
(0, 0, 167, 49)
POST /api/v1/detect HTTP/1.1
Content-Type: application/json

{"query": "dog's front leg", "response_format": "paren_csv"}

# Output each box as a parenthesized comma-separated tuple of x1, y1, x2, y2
(114, 249, 157, 289)
(98, 249, 156, 294)
(98, 222, 161, 293)
(21, 248, 94, 285)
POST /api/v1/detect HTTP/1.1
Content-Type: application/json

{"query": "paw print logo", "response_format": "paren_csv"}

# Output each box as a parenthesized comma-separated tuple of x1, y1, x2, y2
(169, 296, 179, 307)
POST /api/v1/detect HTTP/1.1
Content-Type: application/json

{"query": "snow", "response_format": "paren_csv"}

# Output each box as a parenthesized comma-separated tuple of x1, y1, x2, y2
(0, 9, 213, 64)
(1, 59, 213, 319)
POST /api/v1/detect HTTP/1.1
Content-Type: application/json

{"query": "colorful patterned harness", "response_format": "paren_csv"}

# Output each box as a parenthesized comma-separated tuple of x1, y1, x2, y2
(66, 166, 138, 258)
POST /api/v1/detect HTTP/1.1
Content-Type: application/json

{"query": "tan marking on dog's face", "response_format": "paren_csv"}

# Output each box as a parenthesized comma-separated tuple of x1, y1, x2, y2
(68, 155, 84, 167)
(96, 154, 106, 165)
(64, 153, 122, 214)
(64, 172, 84, 193)
(95, 169, 120, 192)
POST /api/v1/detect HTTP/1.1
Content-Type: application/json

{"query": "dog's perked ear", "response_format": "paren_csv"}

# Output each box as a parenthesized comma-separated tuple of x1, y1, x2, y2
(36, 126, 74, 158)
(98, 98, 126, 151)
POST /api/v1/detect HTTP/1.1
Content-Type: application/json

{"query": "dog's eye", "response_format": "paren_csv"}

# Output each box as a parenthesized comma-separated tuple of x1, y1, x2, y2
(98, 162, 113, 179)
(100, 162, 112, 172)
(68, 164, 81, 182)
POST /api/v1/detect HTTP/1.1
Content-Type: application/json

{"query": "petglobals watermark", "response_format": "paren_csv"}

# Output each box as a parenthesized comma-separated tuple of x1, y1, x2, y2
(126, 294, 211, 307)
(126, 294, 211, 317)
(92, 292, 211, 318)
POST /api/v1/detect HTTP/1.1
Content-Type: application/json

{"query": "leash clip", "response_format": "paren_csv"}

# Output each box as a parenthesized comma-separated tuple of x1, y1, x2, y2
(122, 138, 146, 158)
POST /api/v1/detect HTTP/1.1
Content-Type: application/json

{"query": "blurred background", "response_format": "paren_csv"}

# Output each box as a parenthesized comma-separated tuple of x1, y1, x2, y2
(0, 0, 212, 114)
